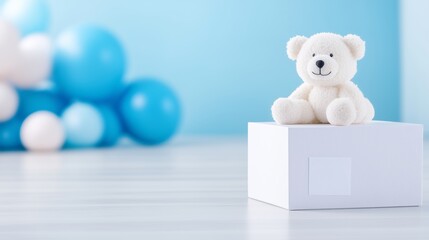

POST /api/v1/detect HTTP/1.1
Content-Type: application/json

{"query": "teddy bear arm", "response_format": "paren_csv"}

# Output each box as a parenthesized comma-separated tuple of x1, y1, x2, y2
(338, 82, 374, 123)
(289, 83, 313, 100)
(338, 82, 364, 99)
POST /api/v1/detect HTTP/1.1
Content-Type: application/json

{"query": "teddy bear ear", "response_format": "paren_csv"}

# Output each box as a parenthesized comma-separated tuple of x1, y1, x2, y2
(343, 34, 365, 60)
(286, 35, 307, 60)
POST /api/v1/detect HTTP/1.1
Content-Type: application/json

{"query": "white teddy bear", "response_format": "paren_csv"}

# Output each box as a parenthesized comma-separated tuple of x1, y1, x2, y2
(271, 32, 375, 126)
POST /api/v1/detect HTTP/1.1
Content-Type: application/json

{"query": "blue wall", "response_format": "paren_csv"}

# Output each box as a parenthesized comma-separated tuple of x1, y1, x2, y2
(41, 0, 399, 134)
(401, 0, 429, 136)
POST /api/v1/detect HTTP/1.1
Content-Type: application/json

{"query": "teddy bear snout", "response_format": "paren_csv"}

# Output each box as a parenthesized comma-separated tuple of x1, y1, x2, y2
(316, 60, 325, 69)
(306, 55, 339, 82)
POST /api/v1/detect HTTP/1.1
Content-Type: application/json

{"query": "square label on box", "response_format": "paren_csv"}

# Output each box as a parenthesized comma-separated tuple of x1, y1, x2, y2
(309, 157, 352, 196)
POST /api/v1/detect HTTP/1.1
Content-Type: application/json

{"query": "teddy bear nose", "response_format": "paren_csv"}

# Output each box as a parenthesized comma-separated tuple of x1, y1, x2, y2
(316, 60, 325, 68)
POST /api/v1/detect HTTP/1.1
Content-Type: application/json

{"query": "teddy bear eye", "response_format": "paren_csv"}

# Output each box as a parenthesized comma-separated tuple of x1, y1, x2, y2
(312, 53, 315, 57)
(330, 53, 334, 57)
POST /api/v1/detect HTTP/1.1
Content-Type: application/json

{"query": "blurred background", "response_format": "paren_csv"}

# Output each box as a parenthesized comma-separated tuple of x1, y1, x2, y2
(1, 0, 427, 138)
(402, 0, 429, 137)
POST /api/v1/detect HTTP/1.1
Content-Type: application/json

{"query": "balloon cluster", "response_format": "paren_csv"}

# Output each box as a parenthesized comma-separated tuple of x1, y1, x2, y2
(0, 0, 181, 152)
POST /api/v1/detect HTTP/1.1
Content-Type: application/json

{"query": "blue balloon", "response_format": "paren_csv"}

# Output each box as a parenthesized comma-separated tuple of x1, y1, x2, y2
(53, 25, 126, 101)
(98, 105, 122, 147)
(17, 88, 69, 118)
(61, 102, 104, 148)
(0, 117, 23, 151)
(119, 78, 181, 145)
(1, 0, 49, 36)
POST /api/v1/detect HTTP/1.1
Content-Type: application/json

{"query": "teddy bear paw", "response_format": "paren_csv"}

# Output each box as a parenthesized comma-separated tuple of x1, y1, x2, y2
(326, 98, 357, 126)
(271, 98, 303, 124)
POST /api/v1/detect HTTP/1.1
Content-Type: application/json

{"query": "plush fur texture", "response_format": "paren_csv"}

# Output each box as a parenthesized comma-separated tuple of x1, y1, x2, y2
(272, 32, 374, 126)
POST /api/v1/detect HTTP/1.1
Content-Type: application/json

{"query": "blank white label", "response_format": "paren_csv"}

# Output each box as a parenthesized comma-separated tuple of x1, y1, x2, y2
(309, 157, 352, 196)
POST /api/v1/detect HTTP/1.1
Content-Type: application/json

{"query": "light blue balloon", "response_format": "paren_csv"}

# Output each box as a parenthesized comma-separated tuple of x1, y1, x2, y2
(119, 78, 181, 145)
(61, 102, 104, 148)
(17, 88, 70, 118)
(0, 117, 23, 151)
(1, 0, 49, 36)
(53, 25, 126, 101)
(98, 105, 122, 147)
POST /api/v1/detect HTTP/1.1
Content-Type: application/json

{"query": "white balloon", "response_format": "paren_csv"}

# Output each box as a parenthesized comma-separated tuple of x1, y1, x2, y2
(0, 81, 18, 121)
(21, 111, 65, 151)
(8, 34, 52, 88)
(0, 19, 20, 78)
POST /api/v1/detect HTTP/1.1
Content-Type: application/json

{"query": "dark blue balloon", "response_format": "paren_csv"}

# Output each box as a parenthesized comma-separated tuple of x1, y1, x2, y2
(98, 105, 122, 147)
(53, 24, 126, 101)
(0, 117, 23, 151)
(17, 88, 69, 118)
(119, 79, 181, 145)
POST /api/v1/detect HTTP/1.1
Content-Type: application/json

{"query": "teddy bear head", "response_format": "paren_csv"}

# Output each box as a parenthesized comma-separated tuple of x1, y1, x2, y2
(287, 33, 365, 87)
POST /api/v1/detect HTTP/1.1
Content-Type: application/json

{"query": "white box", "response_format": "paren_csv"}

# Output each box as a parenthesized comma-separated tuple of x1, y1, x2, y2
(248, 121, 423, 210)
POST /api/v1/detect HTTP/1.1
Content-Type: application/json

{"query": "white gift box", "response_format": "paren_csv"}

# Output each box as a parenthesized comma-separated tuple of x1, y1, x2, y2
(248, 121, 423, 210)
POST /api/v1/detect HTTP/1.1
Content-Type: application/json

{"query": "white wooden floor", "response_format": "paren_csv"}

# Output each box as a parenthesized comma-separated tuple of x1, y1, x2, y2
(0, 137, 428, 240)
